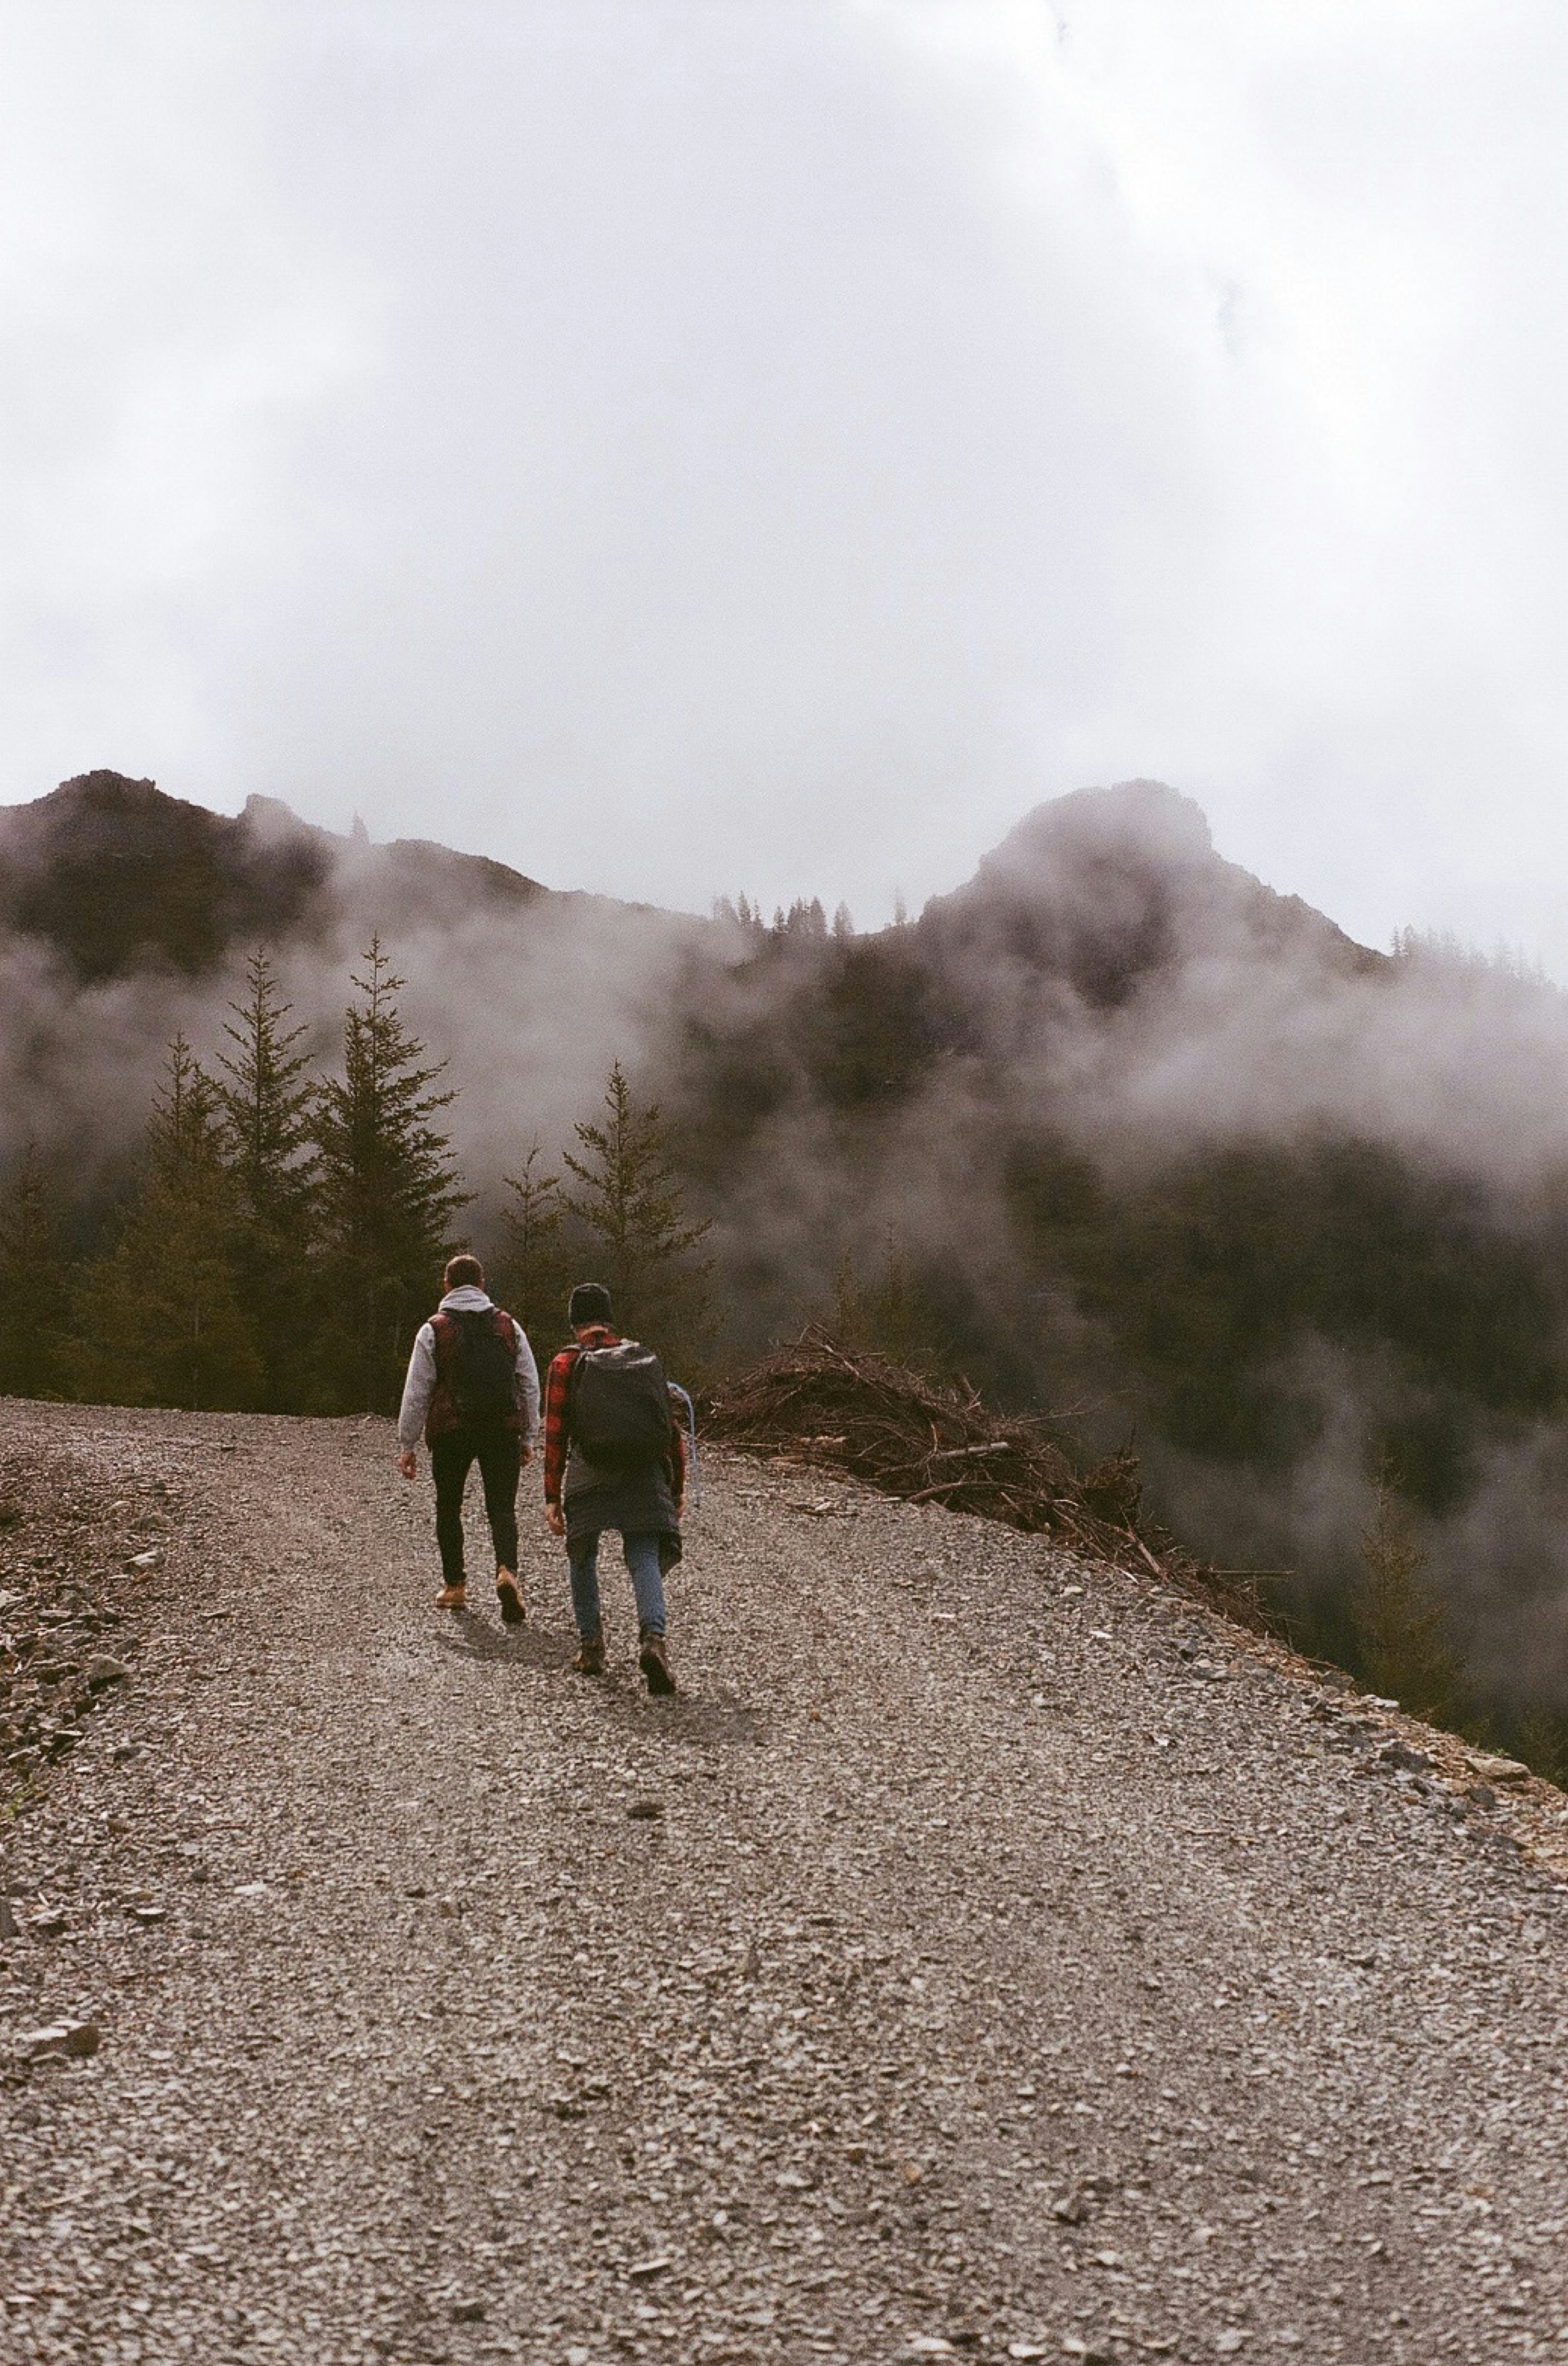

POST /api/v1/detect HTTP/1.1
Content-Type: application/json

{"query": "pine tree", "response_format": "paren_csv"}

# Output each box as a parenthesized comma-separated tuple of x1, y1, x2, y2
(828, 1233, 949, 1375)
(496, 1143, 571, 1342)
(0, 1146, 68, 1397)
(215, 949, 320, 1408)
(70, 1038, 263, 1411)
(780, 897, 827, 939)
(561, 1062, 713, 1369)
(313, 939, 471, 1411)
(1516, 1705, 1568, 1786)
(1354, 1466, 1464, 1723)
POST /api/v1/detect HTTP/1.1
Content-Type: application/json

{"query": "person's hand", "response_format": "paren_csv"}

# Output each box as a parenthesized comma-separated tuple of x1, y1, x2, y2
(546, 1502, 566, 1537)
(521, 1444, 535, 1466)
(397, 1449, 417, 1481)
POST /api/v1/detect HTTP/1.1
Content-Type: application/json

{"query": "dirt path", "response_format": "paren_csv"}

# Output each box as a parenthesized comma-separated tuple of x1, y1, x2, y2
(2, 1399, 1567, 2366)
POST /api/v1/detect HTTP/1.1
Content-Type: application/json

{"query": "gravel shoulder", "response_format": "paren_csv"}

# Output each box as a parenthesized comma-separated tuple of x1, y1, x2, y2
(2, 1397, 1567, 2366)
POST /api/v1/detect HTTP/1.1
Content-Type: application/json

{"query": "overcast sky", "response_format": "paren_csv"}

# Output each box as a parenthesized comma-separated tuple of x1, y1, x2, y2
(4, 1, 1567, 955)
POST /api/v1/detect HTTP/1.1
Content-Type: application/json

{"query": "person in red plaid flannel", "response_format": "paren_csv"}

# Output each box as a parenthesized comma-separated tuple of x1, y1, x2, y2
(542, 1282, 686, 1692)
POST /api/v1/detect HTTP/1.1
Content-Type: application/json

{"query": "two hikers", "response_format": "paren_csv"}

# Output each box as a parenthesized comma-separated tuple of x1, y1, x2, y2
(397, 1254, 540, 1621)
(398, 1268, 685, 1695)
(542, 1282, 685, 1696)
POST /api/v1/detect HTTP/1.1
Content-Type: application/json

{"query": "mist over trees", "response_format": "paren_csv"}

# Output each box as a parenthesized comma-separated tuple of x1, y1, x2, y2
(214, 951, 320, 1410)
(69, 1037, 262, 1414)
(16, 943, 715, 1422)
(312, 939, 471, 1411)
(0, 1148, 66, 1398)
(9, 769, 1568, 1766)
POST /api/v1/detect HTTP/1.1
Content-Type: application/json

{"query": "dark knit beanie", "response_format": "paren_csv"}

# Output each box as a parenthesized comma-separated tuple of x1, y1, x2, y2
(569, 1281, 613, 1329)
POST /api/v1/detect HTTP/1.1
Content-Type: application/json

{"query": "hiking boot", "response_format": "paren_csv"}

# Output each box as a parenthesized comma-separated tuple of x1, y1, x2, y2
(435, 1584, 467, 1611)
(496, 1570, 525, 1627)
(573, 1635, 606, 1677)
(638, 1627, 675, 1697)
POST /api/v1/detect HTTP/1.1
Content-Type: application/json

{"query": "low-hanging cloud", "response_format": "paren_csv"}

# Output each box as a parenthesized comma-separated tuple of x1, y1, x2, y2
(6, 5, 1568, 961)
(8, 769, 1568, 1722)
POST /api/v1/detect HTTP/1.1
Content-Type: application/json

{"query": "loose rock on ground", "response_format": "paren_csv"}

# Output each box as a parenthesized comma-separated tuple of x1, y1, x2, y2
(2, 1398, 1567, 2365)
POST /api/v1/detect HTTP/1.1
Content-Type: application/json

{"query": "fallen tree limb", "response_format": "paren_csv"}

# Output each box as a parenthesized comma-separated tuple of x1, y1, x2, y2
(702, 1328, 1278, 1635)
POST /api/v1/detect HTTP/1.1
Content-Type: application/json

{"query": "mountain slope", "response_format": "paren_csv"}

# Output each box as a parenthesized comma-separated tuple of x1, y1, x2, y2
(0, 772, 557, 981)
(0, 769, 1381, 995)
(922, 776, 1387, 1006)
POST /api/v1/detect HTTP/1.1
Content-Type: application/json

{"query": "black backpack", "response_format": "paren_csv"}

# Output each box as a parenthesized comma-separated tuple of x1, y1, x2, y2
(568, 1340, 672, 1471)
(432, 1308, 518, 1429)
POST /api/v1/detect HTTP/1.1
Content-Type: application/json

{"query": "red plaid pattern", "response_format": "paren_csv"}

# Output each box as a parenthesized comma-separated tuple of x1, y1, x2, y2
(542, 1326, 687, 1508)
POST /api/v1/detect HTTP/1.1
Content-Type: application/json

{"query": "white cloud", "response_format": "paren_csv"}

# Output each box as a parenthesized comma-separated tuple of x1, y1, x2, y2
(3, 1, 1567, 956)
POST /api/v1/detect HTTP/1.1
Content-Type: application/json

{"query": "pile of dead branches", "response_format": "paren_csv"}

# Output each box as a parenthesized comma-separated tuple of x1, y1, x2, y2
(704, 1329, 1275, 1634)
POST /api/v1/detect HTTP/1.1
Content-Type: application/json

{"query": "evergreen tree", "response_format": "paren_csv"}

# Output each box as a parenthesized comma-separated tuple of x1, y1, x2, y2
(215, 949, 320, 1408)
(1354, 1465, 1464, 1723)
(1516, 1705, 1568, 1786)
(70, 1038, 263, 1410)
(828, 1234, 949, 1376)
(779, 897, 827, 939)
(562, 1062, 713, 1368)
(313, 939, 470, 1411)
(0, 1145, 68, 1398)
(496, 1143, 571, 1341)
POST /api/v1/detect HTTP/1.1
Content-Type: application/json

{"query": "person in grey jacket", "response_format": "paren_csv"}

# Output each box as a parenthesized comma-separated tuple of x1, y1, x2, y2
(397, 1255, 541, 1618)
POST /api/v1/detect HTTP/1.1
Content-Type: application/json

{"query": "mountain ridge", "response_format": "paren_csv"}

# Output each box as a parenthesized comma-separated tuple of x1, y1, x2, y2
(0, 768, 1385, 999)
(0, 770, 569, 982)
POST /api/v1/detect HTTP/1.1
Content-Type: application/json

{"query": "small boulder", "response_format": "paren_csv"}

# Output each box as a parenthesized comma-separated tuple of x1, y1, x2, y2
(1377, 1739, 1432, 1774)
(17, 2020, 100, 2061)
(86, 1656, 130, 1689)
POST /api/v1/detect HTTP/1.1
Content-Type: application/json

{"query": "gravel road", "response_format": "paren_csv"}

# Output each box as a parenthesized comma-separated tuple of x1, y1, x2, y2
(2, 1397, 1567, 2366)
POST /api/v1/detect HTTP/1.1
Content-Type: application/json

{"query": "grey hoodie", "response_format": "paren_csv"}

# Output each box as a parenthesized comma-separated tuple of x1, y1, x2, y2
(397, 1286, 542, 1450)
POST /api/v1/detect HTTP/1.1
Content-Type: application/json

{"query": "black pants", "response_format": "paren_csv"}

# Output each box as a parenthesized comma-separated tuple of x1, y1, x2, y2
(430, 1427, 521, 1586)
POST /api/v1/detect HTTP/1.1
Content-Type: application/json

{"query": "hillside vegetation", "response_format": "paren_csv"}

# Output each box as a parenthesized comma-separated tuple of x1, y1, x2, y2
(4, 769, 1568, 1762)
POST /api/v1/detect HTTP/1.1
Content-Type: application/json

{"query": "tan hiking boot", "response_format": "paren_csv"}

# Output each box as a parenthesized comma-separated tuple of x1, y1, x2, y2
(435, 1584, 467, 1611)
(638, 1627, 675, 1697)
(573, 1635, 606, 1677)
(496, 1570, 525, 1627)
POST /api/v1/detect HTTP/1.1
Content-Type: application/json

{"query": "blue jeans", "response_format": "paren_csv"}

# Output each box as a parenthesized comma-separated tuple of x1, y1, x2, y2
(568, 1531, 666, 1641)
